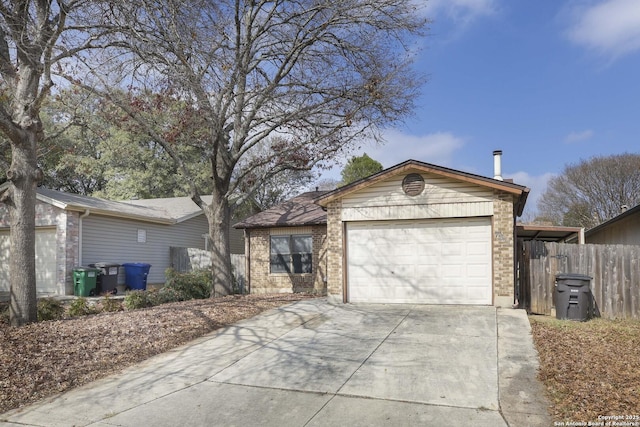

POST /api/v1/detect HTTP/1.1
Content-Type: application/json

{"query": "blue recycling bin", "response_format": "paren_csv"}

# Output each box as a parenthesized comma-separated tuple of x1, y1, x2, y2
(122, 263, 151, 290)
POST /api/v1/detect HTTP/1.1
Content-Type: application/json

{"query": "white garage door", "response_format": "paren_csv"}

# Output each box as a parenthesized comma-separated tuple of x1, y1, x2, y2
(0, 228, 58, 294)
(347, 218, 492, 304)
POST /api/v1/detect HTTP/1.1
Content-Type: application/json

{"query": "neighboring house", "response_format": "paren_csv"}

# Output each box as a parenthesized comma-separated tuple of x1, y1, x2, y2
(584, 204, 640, 245)
(236, 158, 529, 307)
(0, 187, 242, 296)
(128, 197, 246, 255)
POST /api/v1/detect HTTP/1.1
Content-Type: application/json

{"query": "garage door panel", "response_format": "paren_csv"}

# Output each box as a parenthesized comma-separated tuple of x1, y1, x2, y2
(394, 244, 418, 257)
(468, 241, 488, 255)
(442, 242, 463, 256)
(347, 218, 492, 305)
(442, 265, 465, 279)
(468, 263, 489, 277)
(0, 229, 57, 295)
(416, 264, 439, 278)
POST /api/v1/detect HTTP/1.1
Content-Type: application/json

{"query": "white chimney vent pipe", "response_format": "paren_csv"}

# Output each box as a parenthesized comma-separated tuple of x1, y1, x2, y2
(493, 150, 503, 181)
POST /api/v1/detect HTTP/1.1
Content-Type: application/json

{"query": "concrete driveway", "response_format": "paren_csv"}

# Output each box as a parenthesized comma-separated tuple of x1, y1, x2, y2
(0, 299, 550, 426)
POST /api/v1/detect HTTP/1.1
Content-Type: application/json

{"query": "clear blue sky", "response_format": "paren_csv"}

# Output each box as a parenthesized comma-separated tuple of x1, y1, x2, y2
(319, 0, 640, 218)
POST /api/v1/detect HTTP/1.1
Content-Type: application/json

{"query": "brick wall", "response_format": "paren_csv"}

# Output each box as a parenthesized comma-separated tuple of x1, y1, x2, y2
(247, 225, 327, 294)
(492, 190, 516, 306)
(325, 200, 343, 301)
(60, 211, 80, 295)
(35, 203, 59, 226)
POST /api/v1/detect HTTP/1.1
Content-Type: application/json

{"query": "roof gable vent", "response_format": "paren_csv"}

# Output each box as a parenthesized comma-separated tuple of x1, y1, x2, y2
(402, 173, 425, 196)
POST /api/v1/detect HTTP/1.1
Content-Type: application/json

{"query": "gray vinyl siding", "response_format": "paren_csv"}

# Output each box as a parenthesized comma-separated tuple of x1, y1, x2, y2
(82, 214, 208, 285)
(229, 226, 245, 254)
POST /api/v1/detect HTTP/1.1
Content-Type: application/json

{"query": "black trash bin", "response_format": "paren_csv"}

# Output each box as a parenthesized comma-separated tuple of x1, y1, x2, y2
(555, 273, 593, 321)
(90, 263, 121, 294)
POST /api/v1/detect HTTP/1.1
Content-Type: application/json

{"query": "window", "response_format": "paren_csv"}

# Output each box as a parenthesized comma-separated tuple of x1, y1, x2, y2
(270, 235, 312, 274)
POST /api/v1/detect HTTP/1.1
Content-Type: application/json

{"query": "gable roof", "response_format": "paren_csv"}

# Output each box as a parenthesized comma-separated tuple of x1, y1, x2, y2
(123, 196, 213, 223)
(233, 191, 328, 229)
(315, 159, 530, 216)
(29, 187, 205, 225)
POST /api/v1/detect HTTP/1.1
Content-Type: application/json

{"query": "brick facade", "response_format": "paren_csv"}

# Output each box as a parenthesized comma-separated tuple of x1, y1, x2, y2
(58, 211, 81, 295)
(325, 200, 343, 302)
(492, 190, 517, 306)
(247, 225, 328, 294)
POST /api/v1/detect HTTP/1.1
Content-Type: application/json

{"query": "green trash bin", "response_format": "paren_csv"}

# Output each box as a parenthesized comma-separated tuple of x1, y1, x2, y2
(73, 267, 100, 297)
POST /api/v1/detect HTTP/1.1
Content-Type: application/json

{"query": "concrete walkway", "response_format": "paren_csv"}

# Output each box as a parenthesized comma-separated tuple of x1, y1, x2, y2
(0, 299, 551, 426)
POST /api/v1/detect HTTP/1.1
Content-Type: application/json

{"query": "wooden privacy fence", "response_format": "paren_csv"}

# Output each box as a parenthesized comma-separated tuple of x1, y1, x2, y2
(170, 247, 246, 293)
(519, 241, 640, 319)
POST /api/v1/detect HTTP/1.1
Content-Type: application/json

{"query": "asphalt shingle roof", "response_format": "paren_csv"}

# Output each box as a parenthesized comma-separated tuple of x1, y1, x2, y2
(233, 191, 328, 229)
(35, 188, 205, 224)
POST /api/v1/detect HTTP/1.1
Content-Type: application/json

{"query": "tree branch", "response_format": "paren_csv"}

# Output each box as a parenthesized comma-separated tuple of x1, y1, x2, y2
(0, 105, 22, 144)
(0, 24, 16, 82)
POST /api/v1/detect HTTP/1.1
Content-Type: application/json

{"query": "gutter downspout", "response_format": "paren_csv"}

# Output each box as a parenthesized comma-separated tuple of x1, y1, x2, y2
(79, 209, 90, 266)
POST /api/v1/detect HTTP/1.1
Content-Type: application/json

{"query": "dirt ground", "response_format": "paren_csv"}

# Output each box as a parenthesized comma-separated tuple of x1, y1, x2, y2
(530, 315, 640, 423)
(0, 293, 317, 414)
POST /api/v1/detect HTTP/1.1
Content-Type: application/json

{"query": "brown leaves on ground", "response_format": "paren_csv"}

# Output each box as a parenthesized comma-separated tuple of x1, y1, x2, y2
(0, 294, 316, 414)
(530, 316, 640, 422)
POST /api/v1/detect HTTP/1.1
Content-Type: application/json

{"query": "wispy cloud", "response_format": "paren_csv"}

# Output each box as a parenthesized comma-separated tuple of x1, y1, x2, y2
(565, 0, 640, 60)
(425, 0, 498, 24)
(564, 129, 594, 143)
(367, 129, 466, 168)
(509, 171, 557, 219)
(317, 130, 466, 182)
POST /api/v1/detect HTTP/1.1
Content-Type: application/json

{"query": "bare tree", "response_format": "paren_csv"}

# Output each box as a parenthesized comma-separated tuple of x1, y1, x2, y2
(75, 0, 427, 296)
(0, 0, 111, 326)
(315, 177, 340, 191)
(537, 153, 640, 228)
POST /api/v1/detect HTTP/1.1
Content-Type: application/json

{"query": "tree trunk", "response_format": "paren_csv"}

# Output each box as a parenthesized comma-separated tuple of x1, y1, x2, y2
(206, 192, 233, 297)
(7, 137, 39, 326)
